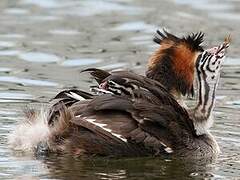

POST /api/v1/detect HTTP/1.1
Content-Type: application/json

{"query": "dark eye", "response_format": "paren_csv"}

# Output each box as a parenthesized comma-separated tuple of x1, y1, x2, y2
(211, 76, 215, 79)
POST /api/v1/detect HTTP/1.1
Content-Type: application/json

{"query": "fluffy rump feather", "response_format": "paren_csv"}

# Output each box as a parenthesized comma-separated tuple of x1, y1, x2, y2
(8, 105, 73, 153)
(8, 107, 51, 152)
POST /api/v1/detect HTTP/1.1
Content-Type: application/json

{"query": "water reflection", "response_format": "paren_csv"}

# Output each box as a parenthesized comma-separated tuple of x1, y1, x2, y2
(0, 76, 58, 87)
(0, 68, 11, 72)
(0, 155, 50, 179)
(98, 62, 127, 70)
(37, 155, 217, 179)
(0, 34, 25, 39)
(224, 58, 240, 66)
(27, 15, 60, 21)
(0, 92, 33, 102)
(226, 100, 240, 108)
(31, 41, 50, 45)
(4, 8, 29, 15)
(113, 21, 156, 33)
(22, 0, 143, 16)
(0, 50, 20, 56)
(62, 58, 102, 67)
(22, 0, 61, 8)
(0, 41, 16, 48)
(49, 29, 80, 35)
(175, 0, 232, 11)
(18, 52, 61, 63)
(210, 12, 240, 21)
(174, 0, 240, 21)
(130, 35, 152, 45)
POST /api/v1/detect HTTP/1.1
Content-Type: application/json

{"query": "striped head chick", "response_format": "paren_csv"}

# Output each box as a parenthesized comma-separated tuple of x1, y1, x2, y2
(146, 30, 204, 106)
(191, 37, 230, 135)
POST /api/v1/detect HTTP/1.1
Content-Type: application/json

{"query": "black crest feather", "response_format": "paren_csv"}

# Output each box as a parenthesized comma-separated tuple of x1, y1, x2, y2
(183, 32, 204, 52)
(153, 29, 179, 45)
(153, 29, 204, 52)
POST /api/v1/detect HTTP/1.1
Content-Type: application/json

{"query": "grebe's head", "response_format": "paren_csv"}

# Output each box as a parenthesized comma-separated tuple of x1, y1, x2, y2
(196, 37, 230, 83)
(146, 29, 204, 97)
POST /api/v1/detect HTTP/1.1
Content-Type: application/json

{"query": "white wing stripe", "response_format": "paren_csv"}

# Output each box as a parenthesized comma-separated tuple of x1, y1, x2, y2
(84, 118, 127, 142)
(66, 92, 85, 101)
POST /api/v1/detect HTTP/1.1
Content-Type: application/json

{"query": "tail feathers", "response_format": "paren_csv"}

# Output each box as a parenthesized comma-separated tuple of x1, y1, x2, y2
(8, 107, 51, 152)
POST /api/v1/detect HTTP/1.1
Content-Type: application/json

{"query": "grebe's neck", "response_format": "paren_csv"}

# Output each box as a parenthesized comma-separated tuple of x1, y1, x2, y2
(191, 71, 220, 135)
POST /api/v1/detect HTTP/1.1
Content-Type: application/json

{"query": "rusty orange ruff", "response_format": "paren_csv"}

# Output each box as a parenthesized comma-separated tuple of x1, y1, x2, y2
(148, 40, 198, 93)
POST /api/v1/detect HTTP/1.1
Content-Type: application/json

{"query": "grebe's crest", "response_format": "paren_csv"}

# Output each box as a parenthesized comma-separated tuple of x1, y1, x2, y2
(153, 29, 204, 52)
(147, 29, 204, 97)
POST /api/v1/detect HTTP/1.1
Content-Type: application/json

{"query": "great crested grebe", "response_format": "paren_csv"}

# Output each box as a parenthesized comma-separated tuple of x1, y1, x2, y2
(47, 29, 204, 126)
(9, 39, 229, 158)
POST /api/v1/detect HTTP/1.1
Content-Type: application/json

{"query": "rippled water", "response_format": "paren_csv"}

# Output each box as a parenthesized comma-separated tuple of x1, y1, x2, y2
(0, 0, 239, 179)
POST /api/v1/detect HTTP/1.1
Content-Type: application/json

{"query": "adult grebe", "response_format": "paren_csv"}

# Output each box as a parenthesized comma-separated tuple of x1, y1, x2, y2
(9, 40, 229, 158)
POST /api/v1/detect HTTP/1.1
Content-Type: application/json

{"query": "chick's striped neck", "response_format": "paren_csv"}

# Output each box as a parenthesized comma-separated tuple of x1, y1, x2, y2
(192, 52, 221, 135)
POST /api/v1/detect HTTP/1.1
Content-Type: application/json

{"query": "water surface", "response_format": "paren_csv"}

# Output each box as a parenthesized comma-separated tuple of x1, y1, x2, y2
(0, 0, 239, 179)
